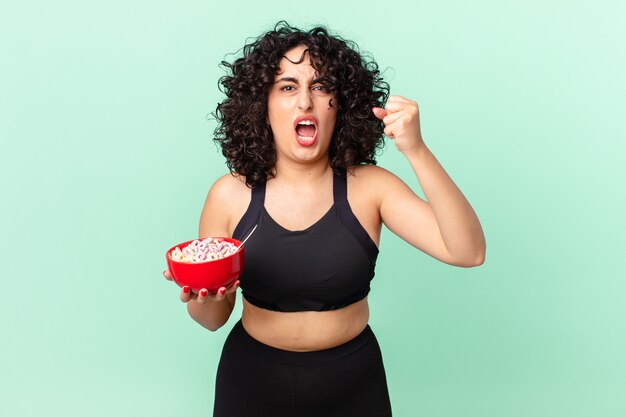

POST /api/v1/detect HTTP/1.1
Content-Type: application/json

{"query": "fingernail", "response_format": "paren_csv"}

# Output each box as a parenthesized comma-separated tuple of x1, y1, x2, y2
(200, 289, 208, 297)
(219, 288, 226, 295)
(183, 286, 190, 294)
(162, 270, 167, 276)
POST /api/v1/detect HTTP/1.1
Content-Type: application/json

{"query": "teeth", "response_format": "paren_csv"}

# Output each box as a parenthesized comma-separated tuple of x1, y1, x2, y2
(298, 120, 315, 125)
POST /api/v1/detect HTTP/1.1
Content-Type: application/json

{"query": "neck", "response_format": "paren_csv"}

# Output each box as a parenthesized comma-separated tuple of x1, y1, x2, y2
(273, 155, 332, 186)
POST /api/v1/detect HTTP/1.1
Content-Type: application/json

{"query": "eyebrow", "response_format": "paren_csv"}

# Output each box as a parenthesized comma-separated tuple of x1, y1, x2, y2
(275, 76, 325, 85)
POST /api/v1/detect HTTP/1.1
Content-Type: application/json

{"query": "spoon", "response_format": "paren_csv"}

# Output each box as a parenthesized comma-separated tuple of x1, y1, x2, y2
(234, 224, 258, 253)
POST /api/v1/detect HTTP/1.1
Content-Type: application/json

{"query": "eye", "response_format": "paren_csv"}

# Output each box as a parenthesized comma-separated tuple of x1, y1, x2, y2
(281, 85, 295, 92)
(312, 85, 326, 92)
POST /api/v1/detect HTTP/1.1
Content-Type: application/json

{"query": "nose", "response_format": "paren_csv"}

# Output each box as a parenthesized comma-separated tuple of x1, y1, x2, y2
(297, 89, 312, 111)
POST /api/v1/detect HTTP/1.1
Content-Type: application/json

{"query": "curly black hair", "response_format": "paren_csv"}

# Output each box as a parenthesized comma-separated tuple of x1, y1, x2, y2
(212, 21, 389, 188)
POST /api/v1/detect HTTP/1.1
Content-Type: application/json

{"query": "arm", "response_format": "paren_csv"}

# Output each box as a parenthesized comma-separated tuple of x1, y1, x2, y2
(185, 174, 244, 331)
(373, 97, 486, 267)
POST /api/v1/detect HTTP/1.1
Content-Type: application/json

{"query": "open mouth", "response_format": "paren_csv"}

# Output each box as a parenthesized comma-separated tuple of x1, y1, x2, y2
(294, 117, 318, 147)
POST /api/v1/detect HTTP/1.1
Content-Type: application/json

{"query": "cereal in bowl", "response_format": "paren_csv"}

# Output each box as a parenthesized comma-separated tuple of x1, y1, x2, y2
(170, 238, 238, 263)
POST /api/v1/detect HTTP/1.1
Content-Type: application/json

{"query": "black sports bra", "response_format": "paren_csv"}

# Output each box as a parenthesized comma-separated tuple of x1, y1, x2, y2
(232, 169, 379, 312)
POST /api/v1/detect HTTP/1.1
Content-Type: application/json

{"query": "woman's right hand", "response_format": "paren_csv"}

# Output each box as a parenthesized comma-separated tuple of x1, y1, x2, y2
(163, 269, 239, 304)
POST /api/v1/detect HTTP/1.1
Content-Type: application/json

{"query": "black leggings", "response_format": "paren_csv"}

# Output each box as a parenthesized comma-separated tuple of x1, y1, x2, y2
(213, 319, 393, 417)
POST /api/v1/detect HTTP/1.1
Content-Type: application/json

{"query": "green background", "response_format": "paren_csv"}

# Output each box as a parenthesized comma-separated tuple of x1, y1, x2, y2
(2, 0, 625, 416)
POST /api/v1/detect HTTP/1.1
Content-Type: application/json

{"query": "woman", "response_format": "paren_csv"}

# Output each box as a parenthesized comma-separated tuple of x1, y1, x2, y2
(164, 21, 485, 416)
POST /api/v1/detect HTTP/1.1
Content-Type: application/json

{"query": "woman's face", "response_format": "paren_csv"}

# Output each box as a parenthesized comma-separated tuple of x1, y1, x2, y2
(267, 44, 337, 165)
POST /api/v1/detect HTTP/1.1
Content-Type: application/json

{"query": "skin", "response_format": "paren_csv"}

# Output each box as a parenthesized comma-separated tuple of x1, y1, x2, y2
(164, 44, 486, 351)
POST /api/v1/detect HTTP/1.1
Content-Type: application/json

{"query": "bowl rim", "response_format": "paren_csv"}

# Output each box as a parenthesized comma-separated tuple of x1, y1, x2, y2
(166, 236, 243, 265)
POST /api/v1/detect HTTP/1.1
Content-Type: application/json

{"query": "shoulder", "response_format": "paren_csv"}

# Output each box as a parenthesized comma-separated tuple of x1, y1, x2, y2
(346, 164, 416, 215)
(348, 164, 397, 180)
(200, 173, 252, 237)
(347, 164, 404, 194)
(343, 165, 400, 213)
(207, 172, 251, 204)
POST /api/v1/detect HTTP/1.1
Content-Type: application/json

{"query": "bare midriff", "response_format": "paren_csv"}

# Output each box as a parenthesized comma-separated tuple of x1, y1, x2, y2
(241, 296, 370, 352)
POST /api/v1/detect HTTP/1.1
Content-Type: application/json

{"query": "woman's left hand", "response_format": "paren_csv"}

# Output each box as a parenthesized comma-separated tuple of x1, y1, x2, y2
(372, 95, 425, 154)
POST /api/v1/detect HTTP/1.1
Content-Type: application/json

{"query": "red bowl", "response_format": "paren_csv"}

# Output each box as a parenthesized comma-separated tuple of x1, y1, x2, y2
(165, 237, 244, 293)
